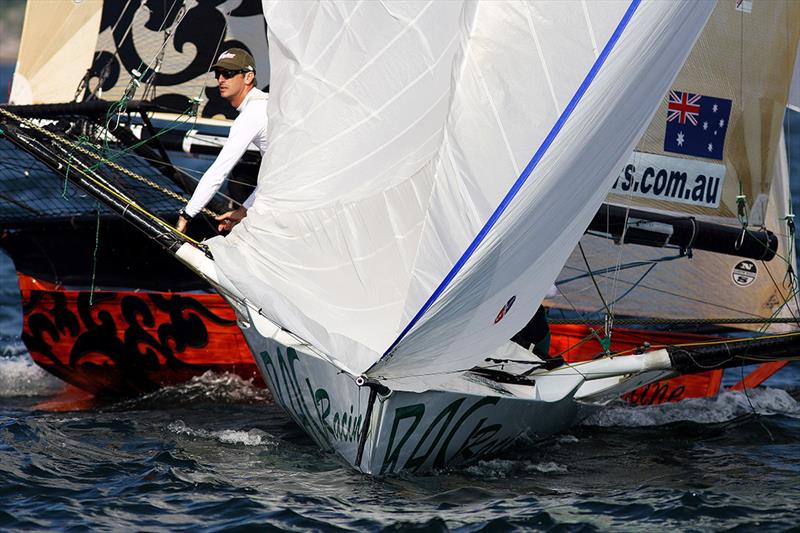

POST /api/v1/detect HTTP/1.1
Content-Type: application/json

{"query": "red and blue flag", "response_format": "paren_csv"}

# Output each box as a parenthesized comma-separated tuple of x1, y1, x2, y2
(663, 90, 731, 161)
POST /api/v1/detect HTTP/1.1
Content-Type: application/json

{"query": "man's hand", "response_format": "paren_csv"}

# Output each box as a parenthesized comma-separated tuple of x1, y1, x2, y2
(176, 213, 190, 233)
(215, 206, 247, 232)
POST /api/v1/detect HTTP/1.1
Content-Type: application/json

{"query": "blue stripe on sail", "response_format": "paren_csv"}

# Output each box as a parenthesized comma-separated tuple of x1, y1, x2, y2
(380, 0, 642, 359)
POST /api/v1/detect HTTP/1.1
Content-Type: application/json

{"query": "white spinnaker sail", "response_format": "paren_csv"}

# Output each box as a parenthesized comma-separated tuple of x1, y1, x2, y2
(368, 0, 716, 385)
(10, 0, 103, 105)
(550, 0, 800, 332)
(209, 0, 713, 381)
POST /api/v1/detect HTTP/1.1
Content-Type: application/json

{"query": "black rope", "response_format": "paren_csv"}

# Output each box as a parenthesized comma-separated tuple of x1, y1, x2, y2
(578, 242, 612, 319)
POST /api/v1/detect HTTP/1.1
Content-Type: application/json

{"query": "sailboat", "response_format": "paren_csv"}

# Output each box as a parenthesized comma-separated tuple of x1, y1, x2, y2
(2, 0, 799, 475)
(173, 0, 796, 474)
(0, 0, 270, 396)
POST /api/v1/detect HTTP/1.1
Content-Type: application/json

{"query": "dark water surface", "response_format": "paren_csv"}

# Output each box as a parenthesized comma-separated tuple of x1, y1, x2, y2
(2, 329, 799, 531)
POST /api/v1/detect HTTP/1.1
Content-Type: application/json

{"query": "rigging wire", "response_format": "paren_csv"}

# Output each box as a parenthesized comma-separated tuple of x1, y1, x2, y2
(103, 1, 190, 145)
(141, 1, 187, 102)
(0, 107, 218, 218)
(90, 203, 101, 305)
(578, 242, 612, 320)
(759, 260, 800, 327)
(558, 259, 787, 320)
(586, 263, 658, 317)
(74, 0, 135, 101)
(557, 253, 683, 285)
(99, 146, 255, 207)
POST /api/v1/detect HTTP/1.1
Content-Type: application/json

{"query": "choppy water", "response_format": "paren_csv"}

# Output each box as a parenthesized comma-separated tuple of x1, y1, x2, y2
(2, 308, 800, 531)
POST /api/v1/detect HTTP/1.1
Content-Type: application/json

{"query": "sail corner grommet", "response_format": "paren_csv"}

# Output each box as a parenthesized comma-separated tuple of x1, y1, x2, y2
(356, 376, 391, 396)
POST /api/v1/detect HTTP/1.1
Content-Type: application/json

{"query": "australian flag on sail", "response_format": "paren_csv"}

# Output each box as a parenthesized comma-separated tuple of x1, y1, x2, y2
(663, 90, 732, 161)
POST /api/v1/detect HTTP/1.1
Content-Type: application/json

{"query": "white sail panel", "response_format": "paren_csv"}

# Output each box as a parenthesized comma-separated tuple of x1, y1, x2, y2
(209, 1, 471, 372)
(10, 0, 102, 105)
(396, 0, 630, 329)
(253, 1, 465, 206)
(368, 1, 715, 385)
(208, 1, 712, 379)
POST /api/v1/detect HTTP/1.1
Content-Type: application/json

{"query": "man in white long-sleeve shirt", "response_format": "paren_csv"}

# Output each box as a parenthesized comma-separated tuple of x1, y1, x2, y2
(176, 48, 268, 233)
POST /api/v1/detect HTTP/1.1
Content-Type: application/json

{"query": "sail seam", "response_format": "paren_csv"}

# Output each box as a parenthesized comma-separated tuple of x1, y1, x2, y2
(523, 5, 560, 115)
(263, 1, 439, 179)
(581, 0, 600, 58)
(379, 0, 642, 360)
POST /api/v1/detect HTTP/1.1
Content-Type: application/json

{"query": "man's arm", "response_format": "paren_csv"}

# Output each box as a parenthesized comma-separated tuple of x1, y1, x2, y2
(182, 105, 264, 218)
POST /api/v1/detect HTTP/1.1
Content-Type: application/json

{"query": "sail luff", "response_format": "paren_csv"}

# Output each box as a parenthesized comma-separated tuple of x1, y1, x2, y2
(379, 0, 642, 360)
(369, 0, 716, 386)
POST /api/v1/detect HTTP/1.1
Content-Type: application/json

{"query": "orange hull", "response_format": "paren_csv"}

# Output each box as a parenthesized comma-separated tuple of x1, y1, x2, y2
(19, 274, 262, 397)
(17, 274, 785, 402)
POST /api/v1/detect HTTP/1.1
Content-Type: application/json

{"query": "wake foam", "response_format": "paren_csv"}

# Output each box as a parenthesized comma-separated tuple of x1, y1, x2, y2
(583, 388, 800, 427)
(113, 371, 271, 409)
(166, 371, 271, 403)
(167, 419, 276, 447)
(0, 353, 65, 397)
(464, 458, 569, 478)
(1, 338, 27, 358)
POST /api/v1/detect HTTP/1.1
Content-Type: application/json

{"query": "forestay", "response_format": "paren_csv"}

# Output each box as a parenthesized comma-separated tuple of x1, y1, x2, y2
(209, 1, 714, 384)
(551, 1, 800, 332)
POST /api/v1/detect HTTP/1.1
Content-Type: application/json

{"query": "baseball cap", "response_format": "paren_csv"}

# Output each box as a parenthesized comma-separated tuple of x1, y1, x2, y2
(210, 48, 256, 72)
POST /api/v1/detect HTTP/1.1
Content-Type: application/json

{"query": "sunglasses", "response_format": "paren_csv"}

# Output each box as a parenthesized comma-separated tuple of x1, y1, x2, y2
(213, 69, 245, 80)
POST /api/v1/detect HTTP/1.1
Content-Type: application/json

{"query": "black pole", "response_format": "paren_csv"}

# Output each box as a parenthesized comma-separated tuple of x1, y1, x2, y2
(1, 123, 187, 255)
(0, 100, 175, 118)
(588, 203, 777, 261)
(667, 334, 800, 374)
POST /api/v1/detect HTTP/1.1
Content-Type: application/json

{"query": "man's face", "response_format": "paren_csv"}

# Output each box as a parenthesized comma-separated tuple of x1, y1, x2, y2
(215, 69, 253, 102)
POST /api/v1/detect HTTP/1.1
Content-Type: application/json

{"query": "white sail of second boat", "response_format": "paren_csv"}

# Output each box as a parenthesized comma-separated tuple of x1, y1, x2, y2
(551, 1, 800, 333)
